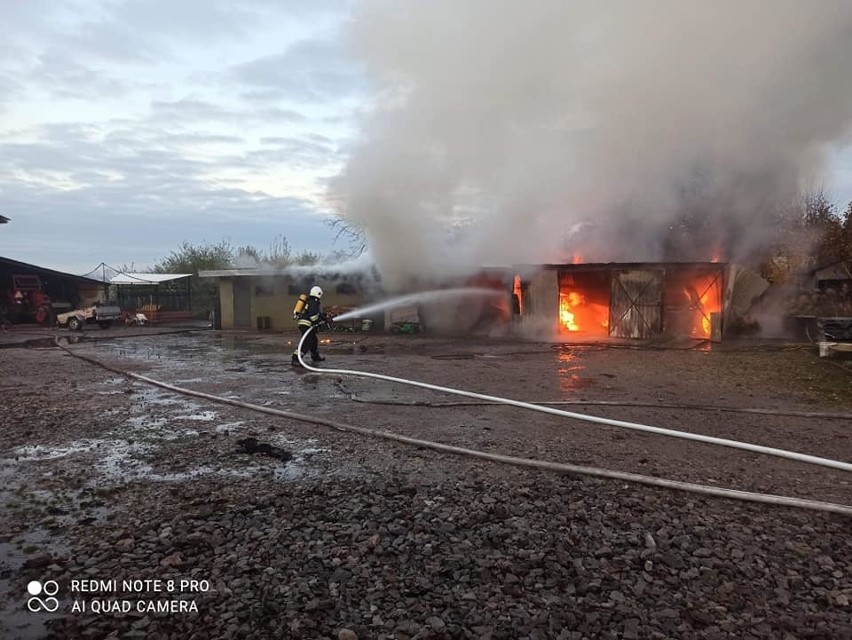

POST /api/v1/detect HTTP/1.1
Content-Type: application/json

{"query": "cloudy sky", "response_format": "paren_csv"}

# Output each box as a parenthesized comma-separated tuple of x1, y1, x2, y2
(1, 0, 851, 276)
(0, 0, 364, 274)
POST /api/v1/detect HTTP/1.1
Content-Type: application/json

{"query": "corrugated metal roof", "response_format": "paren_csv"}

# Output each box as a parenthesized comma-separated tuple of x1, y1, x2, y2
(198, 268, 280, 278)
(0, 255, 104, 284)
(110, 273, 192, 285)
(198, 267, 370, 279)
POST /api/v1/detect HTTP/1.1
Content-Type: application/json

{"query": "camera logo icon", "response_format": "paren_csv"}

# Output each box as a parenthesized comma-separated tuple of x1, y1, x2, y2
(27, 580, 59, 613)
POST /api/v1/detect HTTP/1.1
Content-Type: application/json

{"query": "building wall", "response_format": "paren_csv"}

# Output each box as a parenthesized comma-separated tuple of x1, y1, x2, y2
(78, 284, 105, 306)
(251, 278, 287, 329)
(233, 279, 253, 328)
(219, 275, 365, 331)
(520, 268, 559, 335)
(219, 278, 235, 329)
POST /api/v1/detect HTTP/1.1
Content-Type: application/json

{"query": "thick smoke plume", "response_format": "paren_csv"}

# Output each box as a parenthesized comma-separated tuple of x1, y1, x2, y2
(332, 1, 852, 289)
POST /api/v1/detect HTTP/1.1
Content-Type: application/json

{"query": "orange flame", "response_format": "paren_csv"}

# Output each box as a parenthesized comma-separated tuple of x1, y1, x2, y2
(559, 291, 609, 335)
(684, 276, 721, 338)
(560, 299, 580, 331)
(513, 275, 523, 315)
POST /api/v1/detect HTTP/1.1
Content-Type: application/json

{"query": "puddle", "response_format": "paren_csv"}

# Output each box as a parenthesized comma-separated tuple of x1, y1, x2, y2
(0, 527, 69, 640)
(126, 415, 168, 429)
(175, 411, 218, 421)
(72, 333, 379, 385)
(88, 334, 287, 373)
(556, 351, 596, 392)
(6, 335, 336, 489)
(559, 375, 596, 391)
(0, 336, 83, 350)
(214, 421, 245, 434)
(7, 435, 321, 485)
(12, 440, 105, 461)
(11, 438, 153, 467)
(134, 386, 200, 409)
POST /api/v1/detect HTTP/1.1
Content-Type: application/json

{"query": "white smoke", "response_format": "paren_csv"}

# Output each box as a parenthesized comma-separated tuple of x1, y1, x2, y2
(331, 0, 852, 288)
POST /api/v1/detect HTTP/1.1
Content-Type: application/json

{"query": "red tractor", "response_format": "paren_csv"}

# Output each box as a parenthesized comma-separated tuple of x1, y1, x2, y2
(5, 275, 55, 326)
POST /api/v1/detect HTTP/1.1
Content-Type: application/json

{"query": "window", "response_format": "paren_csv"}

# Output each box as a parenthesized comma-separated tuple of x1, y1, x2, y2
(255, 285, 274, 297)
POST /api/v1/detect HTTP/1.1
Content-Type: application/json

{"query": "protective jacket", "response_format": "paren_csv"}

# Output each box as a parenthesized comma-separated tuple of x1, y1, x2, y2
(296, 296, 326, 329)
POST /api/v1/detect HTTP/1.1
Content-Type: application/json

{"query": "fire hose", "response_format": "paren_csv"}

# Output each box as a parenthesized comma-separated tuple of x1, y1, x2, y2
(53, 336, 852, 516)
(296, 326, 852, 473)
(296, 325, 852, 515)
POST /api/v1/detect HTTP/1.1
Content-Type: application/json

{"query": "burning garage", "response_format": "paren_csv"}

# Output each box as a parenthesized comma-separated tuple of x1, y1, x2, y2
(513, 262, 729, 341)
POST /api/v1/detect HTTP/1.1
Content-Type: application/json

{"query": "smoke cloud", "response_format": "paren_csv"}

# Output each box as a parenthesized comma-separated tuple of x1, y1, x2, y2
(332, 1, 852, 288)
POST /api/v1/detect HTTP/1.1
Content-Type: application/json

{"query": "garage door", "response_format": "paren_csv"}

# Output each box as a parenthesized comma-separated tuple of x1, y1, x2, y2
(609, 270, 663, 339)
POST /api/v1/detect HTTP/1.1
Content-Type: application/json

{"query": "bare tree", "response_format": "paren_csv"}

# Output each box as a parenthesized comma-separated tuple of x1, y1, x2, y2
(327, 214, 368, 257)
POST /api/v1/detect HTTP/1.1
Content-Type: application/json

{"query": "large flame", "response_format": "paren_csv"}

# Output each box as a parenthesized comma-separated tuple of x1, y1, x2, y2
(559, 290, 609, 335)
(683, 275, 722, 338)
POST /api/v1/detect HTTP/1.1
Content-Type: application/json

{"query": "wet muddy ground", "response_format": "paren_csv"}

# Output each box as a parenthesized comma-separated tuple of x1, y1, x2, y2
(1, 328, 850, 639)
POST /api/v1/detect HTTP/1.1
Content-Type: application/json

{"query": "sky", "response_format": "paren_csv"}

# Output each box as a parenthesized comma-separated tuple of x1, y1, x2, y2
(1, 0, 851, 277)
(0, 0, 363, 274)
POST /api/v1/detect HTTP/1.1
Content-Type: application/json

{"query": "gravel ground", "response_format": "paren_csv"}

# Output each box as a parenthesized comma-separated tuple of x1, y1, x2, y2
(1, 329, 850, 639)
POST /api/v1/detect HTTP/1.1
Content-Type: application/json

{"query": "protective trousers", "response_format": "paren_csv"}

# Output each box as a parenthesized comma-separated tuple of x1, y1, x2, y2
(293, 323, 321, 361)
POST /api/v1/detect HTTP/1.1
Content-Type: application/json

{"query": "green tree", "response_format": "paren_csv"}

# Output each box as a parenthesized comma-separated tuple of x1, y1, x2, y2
(152, 240, 235, 319)
(150, 234, 346, 318)
(153, 240, 235, 274)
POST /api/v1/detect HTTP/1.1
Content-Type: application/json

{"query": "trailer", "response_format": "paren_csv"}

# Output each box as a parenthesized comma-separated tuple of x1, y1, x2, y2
(56, 302, 122, 330)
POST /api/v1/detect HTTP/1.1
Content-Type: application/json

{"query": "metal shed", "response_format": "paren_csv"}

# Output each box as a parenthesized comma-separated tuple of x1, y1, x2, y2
(514, 262, 727, 340)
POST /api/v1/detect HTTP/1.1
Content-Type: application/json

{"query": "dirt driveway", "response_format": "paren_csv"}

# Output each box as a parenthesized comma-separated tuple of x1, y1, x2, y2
(1, 329, 850, 639)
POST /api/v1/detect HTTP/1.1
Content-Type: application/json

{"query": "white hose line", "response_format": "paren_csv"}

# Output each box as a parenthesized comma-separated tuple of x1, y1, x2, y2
(56, 341, 852, 516)
(121, 375, 852, 516)
(344, 393, 852, 421)
(298, 327, 852, 473)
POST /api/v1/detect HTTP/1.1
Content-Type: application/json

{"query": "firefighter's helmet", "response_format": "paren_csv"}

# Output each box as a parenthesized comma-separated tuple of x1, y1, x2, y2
(310, 286, 323, 299)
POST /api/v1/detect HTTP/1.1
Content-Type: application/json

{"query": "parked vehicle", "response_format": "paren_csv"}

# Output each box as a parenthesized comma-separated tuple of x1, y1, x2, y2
(56, 302, 122, 330)
(2, 274, 72, 326)
(125, 312, 149, 326)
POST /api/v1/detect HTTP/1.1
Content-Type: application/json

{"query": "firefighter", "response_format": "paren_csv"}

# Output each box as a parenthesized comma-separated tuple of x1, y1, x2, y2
(291, 285, 329, 366)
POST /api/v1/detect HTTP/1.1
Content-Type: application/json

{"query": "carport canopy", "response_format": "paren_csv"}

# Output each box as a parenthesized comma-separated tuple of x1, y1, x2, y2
(110, 273, 193, 317)
(109, 273, 192, 285)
